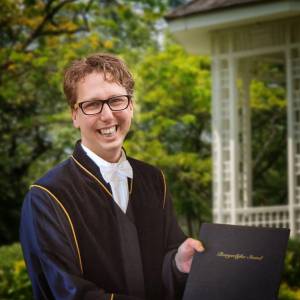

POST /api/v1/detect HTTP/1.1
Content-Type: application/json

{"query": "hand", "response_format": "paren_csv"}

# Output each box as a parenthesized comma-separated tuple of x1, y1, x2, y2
(174, 238, 204, 273)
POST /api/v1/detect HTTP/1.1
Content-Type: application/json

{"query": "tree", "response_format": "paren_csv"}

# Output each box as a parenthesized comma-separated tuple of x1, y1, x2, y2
(1, 0, 94, 244)
(126, 43, 212, 236)
(0, 0, 167, 244)
(238, 54, 287, 206)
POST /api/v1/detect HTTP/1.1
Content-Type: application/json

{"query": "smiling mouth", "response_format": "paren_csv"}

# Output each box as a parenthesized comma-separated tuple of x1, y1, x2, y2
(98, 126, 117, 136)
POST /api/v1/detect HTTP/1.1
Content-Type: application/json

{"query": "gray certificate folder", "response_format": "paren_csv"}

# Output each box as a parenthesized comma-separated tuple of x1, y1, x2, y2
(182, 223, 290, 300)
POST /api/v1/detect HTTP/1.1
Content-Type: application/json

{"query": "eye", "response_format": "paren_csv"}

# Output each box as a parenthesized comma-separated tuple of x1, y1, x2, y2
(109, 96, 127, 107)
(83, 100, 102, 110)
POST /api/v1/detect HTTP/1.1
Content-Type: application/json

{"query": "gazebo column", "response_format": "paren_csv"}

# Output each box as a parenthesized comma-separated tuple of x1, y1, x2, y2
(212, 33, 241, 225)
(212, 57, 224, 223)
(238, 61, 252, 209)
(228, 51, 239, 224)
(212, 55, 232, 223)
(287, 43, 299, 238)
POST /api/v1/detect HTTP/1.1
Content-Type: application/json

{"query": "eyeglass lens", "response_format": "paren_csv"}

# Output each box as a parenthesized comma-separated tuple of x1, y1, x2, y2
(81, 95, 129, 115)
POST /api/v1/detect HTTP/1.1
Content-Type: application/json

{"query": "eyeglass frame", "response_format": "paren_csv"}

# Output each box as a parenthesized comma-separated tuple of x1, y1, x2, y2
(74, 94, 132, 115)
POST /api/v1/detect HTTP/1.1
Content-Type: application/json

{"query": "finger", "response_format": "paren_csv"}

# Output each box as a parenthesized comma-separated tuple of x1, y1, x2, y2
(185, 238, 205, 252)
(197, 240, 205, 252)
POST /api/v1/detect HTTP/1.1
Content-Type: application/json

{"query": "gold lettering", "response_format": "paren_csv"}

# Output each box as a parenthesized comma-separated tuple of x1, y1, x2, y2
(216, 251, 264, 261)
(248, 254, 264, 261)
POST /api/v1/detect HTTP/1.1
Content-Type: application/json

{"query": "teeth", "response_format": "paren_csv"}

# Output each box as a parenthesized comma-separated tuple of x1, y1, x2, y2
(100, 126, 116, 135)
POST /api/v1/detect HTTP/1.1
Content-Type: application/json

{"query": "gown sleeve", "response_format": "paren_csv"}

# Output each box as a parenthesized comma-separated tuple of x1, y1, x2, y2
(160, 174, 188, 300)
(20, 188, 143, 300)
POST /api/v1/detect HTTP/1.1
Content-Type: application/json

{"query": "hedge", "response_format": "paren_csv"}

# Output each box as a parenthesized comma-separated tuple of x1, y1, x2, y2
(0, 240, 299, 299)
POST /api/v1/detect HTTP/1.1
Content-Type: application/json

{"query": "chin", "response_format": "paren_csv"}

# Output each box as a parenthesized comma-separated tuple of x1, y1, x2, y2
(100, 141, 123, 154)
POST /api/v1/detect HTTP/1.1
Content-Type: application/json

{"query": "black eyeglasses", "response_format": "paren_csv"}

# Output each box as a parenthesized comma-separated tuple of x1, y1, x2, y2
(74, 95, 131, 115)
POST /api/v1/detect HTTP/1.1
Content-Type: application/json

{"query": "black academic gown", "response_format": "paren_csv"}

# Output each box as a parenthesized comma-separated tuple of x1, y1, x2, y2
(20, 141, 187, 300)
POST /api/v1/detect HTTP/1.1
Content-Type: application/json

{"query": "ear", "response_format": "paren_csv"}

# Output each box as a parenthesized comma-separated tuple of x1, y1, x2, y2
(129, 99, 134, 117)
(72, 109, 80, 129)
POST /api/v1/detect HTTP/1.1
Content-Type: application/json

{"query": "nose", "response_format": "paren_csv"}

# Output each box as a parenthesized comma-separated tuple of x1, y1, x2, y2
(99, 102, 114, 120)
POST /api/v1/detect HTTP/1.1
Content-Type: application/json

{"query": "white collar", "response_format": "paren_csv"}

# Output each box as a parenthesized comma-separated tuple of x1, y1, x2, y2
(81, 143, 132, 183)
(81, 143, 127, 168)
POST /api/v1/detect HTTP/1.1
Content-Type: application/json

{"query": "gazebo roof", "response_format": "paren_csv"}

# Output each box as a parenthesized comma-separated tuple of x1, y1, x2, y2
(165, 0, 268, 20)
(166, 0, 300, 54)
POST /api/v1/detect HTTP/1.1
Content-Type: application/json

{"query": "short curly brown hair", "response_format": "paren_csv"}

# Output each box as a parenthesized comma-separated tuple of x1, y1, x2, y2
(63, 53, 134, 108)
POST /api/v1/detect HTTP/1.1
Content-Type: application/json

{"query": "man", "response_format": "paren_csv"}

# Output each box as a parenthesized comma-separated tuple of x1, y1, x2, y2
(20, 53, 204, 300)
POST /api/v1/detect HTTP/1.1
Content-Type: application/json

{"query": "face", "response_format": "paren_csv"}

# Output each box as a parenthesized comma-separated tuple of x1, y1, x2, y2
(72, 72, 133, 162)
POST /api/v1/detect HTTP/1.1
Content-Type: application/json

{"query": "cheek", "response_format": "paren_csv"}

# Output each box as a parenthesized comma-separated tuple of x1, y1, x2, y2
(83, 118, 98, 131)
(74, 115, 97, 131)
(116, 110, 132, 124)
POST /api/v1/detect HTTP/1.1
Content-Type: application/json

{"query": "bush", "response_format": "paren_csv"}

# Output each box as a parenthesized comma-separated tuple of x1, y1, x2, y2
(0, 243, 32, 300)
(0, 240, 299, 299)
(282, 239, 300, 287)
(279, 283, 300, 300)
(279, 238, 300, 300)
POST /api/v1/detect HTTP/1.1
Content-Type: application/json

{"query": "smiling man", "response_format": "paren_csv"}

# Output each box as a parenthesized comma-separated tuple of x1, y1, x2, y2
(20, 53, 204, 300)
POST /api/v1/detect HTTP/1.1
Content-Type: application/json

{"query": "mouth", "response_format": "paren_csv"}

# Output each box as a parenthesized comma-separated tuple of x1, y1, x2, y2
(98, 125, 117, 136)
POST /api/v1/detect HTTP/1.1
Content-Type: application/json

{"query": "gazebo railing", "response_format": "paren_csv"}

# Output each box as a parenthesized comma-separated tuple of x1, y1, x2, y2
(236, 205, 290, 228)
(213, 204, 300, 237)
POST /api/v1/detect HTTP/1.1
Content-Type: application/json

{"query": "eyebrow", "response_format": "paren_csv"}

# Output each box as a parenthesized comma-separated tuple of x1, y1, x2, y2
(81, 95, 123, 102)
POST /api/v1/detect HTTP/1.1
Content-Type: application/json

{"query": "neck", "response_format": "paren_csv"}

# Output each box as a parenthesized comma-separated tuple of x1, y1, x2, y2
(101, 151, 122, 163)
(81, 143, 122, 163)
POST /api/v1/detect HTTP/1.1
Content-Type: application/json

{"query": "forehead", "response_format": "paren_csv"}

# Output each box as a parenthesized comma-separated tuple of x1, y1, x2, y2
(78, 71, 117, 86)
(76, 72, 126, 100)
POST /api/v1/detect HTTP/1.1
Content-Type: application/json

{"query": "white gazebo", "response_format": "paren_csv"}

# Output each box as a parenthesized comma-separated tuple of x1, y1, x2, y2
(166, 0, 300, 238)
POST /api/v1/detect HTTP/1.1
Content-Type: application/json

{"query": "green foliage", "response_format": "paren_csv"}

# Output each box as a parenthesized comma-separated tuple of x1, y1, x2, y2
(245, 54, 287, 206)
(0, 243, 32, 300)
(126, 43, 212, 235)
(1, 0, 206, 245)
(0, 0, 167, 244)
(278, 239, 300, 300)
(1, 0, 93, 244)
(279, 283, 300, 300)
(282, 239, 300, 288)
(91, 0, 165, 55)
(1, 240, 300, 299)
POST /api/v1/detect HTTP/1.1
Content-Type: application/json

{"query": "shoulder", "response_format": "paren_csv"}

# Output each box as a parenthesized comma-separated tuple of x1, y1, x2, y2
(127, 156, 167, 193)
(128, 156, 163, 178)
(35, 158, 74, 187)
(127, 157, 170, 208)
(25, 158, 78, 204)
(23, 158, 76, 221)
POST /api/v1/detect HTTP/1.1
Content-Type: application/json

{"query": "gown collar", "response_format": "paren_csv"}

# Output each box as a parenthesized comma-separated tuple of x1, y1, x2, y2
(71, 140, 133, 198)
